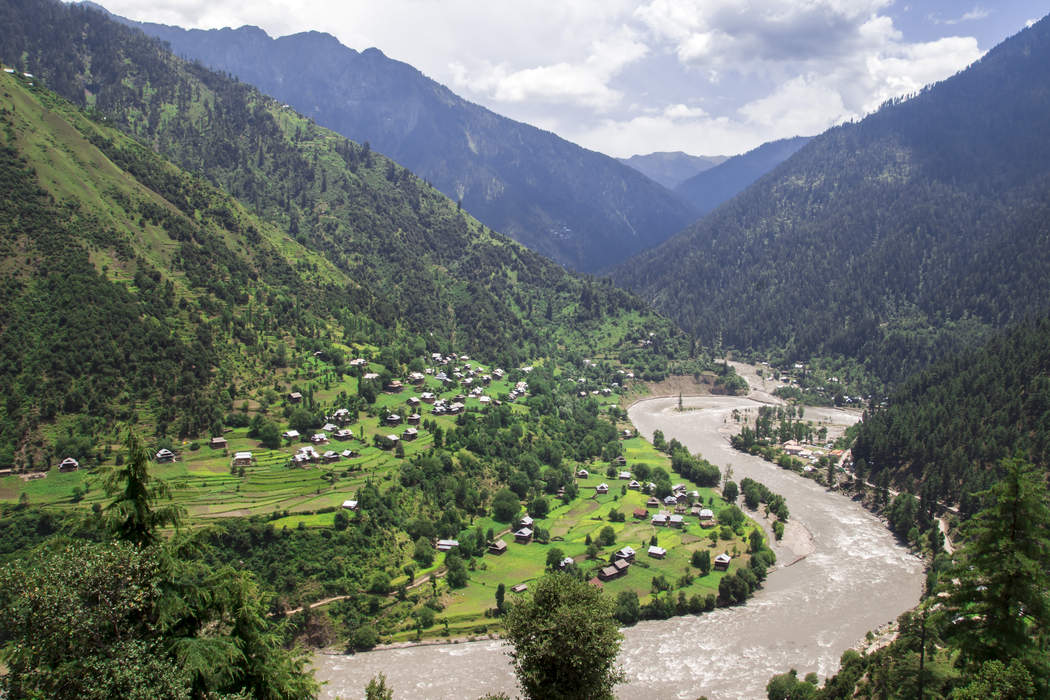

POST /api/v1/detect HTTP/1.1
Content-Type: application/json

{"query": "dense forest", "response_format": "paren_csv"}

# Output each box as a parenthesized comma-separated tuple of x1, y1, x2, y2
(616, 15, 1050, 384)
(851, 318, 1050, 513)
(110, 14, 699, 273)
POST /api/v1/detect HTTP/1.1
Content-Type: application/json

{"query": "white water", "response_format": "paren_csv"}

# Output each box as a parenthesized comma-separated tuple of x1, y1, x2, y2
(315, 379, 923, 699)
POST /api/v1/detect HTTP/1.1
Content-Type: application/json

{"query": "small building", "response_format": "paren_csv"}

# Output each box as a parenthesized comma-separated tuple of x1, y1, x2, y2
(232, 452, 253, 467)
(282, 429, 301, 441)
(386, 414, 402, 426)
(210, 436, 228, 449)
(595, 483, 609, 495)
(648, 545, 667, 559)
(340, 449, 358, 459)
(559, 556, 575, 570)
(612, 558, 631, 574)
(669, 514, 684, 528)
(651, 512, 669, 527)
(155, 448, 176, 463)
(421, 392, 436, 403)
(436, 539, 459, 552)
(362, 372, 380, 381)
(664, 495, 678, 507)
(403, 428, 419, 441)
(514, 527, 533, 544)
(620, 429, 632, 439)
(384, 380, 404, 393)
(714, 553, 732, 571)
(488, 539, 508, 555)
(618, 470, 632, 480)
(576, 469, 589, 478)
(311, 433, 328, 444)
(628, 480, 641, 490)
(322, 450, 340, 464)
(633, 508, 647, 519)
(510, 583, 528, 594)
(288, 392, 303, 403)
(341, 500, 359, 511)
(612, 455, 627, 467)
(614, 546, 635, 562)
(598, 565, 620, 581)
(407, 413, 421, 425)
(333, 429, 353, 441)
(699, 508, 715, 523)
(646, 497, 661, 509)
(59, 457, 80, 472)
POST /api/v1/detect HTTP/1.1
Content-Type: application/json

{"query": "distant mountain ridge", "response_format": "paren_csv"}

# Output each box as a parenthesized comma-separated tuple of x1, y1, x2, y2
(673, 136, 812, 216)
(615, 14, 1050, 383)
(617, 151, 727, 190)
(101, 11, 699, 272)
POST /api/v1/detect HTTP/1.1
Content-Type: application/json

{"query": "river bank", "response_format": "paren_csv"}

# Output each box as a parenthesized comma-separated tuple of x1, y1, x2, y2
(314, 375, 923, 700)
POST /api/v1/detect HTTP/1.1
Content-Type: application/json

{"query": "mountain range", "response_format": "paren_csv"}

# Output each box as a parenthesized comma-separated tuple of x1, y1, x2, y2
(615, 15, 1050, 383)
(617, 151, 727, 190)
(103, 10, 699, 273)
(673, 136, 811, 216)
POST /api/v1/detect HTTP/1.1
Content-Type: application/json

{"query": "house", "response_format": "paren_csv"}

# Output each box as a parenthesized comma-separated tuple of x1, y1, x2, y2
(403, 428, 419, 441)
(232, 452, 253, 467)
(210, 436, 228, 449)
(322, 451, 340, 464)
(349, 358, 368, 367)
(620, 429, 632, 439)
(449, 402, 465, 414)
(421, 392, 436, 403)
(714, 553, 732, 571)
(518, 515, 534, 529)
(479, 395, 492, 404)
(646, 497, 661, 509)
(598, 565, 620, 581)
(340, 449, 358, 459)
(311, 433, 328, 444)
(386, 414, 402, 426)
(155, 448, 176, 463)
(333, 429, 353, 441)
(595, 483, 609, 495)
(362, 372, 380, 380)
(664, 495, 679, 507)
(510, 583, 528, 594)
(288, 392, 303, 403)
(408, 396, 421, 407)
(59, 457, 80, 471)
(614, 546, 635, 562)
(618, 470, 631, 480)
(633, 508, 647, 519)
(648, 545, 667, 559)
(699, 508, 715, 524)
(576, 469, 589, 478)
(408, 372, 426, 384)
(559, 556, 575, 570)
(651, 512, 669, 526)
(514, 527, 533, 544)
(669, 514, 684, 528)
(384, 435, 400, 447)
(488, 539, 508, 555)
(612, 559, 630, 574)
(384, 380, 404, 393)
(341, 500, 359, 511)
(331, 408, 352, 424)
(322, 423, 339, 433)
(628, 480, 641, 490)
(612, 455, 627, 467)
(407, 413, 421, 425)
(436, 539, 459, 552)
(282, 429, 301, 441)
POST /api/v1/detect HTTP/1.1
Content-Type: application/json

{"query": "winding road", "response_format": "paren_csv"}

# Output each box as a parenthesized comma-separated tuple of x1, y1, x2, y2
(313, 370, 924, 699)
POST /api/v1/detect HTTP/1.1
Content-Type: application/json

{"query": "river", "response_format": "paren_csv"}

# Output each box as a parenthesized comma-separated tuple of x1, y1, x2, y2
(314, 375, 924, 699)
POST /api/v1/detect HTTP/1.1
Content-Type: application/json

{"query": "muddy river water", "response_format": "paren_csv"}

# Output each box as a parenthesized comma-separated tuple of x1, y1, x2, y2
(315, 380, 924, 699)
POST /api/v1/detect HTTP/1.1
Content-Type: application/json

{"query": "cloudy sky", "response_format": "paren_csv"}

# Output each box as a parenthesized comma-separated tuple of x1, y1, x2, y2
(91, 0, 1048, 158)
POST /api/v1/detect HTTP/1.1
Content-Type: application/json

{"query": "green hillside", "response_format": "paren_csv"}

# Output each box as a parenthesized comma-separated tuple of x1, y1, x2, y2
(851, 318, 1050, 512)
(615, 15, 1050, 384)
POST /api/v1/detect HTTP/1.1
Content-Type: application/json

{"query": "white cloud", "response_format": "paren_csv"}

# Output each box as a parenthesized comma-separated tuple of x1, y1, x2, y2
(931, 6, 991, 25)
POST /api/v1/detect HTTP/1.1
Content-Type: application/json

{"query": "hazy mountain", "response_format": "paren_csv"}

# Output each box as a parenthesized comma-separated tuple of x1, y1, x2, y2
(673, 136, 812, 215)
(615, 15, 1050, 383)
(97, 11, 699, 272)
(617, 151, 728, 190)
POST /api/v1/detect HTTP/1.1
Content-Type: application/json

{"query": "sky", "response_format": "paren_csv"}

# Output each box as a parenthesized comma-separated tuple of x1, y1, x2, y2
(89, 0, 1049, 158)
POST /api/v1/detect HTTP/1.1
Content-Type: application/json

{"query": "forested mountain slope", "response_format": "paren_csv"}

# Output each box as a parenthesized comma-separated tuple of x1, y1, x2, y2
(673, 136, 811, 216)
(104, 12, 698, 273)
(0, 0, 686, 463)
(618, 151, 727, 190)
(851, 318, 1050, 513)
(615, 15, 1050, 383)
